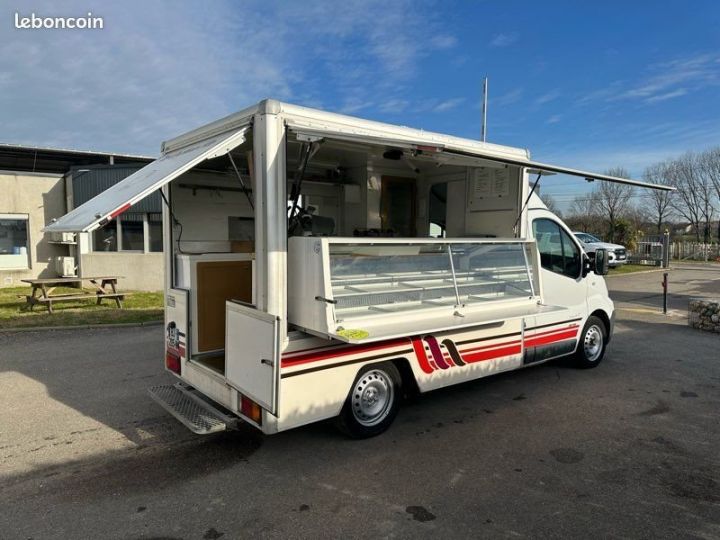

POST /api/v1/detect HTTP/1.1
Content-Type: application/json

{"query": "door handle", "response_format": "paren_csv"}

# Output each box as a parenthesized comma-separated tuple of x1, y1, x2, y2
(261, 358, 274, 367)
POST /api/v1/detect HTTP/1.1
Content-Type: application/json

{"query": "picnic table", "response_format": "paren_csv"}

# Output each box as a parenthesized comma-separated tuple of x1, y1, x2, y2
(22, 276, 126, 314)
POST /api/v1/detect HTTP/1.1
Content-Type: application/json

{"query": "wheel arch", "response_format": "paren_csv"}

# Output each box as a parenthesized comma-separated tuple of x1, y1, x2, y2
(589, 309, 612, 342)
(389, 357, 420, 398)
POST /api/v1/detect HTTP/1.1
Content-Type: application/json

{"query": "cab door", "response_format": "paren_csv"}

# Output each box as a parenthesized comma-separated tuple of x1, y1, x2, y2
(527, 214, 587, 361)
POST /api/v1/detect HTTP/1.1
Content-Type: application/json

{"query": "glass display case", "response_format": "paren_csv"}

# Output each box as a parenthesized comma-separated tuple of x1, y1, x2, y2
(288, 237, 544, 343)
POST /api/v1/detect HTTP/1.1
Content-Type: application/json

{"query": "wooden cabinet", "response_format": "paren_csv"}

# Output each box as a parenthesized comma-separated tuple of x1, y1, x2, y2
(197, 260, 252, 352)
(176, 253, 254, 355)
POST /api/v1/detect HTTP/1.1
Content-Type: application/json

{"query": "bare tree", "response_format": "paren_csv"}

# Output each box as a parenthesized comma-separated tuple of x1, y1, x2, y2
(698, 148, 720, 240)
(596, 167, 634, 242)
(643, 161, 675, 234)
(567, 192, 603, 235)
(667, 153, 708, 241)
(539, 192, 562, 217)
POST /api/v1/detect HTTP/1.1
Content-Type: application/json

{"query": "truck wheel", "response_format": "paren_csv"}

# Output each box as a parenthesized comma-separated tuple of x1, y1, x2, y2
(337, 363, 401, 438)
(573, 316, 607, 369)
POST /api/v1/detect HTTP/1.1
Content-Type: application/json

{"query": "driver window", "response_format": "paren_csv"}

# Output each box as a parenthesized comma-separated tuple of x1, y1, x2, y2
(532, 218, 581, 278)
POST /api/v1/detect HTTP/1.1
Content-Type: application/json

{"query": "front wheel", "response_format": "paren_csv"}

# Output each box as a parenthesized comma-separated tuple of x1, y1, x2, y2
(573, 316, 607, 369)
(336, 363, 401, 438)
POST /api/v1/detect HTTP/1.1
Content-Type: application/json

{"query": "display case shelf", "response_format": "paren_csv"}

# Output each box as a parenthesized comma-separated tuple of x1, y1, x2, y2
(288, 237, 543, 342)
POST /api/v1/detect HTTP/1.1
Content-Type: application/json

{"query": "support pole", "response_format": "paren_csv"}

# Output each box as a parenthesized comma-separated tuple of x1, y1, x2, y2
(662, 272, 668, 314)
(481, 76, 488, 142)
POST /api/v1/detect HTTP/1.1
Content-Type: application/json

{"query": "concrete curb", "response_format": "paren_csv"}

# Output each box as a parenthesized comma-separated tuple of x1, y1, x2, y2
(0, 320, 163, 334)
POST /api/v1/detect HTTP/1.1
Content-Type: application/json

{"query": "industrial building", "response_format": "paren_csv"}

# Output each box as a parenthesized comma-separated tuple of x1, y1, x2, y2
(0, 143, 162, 290)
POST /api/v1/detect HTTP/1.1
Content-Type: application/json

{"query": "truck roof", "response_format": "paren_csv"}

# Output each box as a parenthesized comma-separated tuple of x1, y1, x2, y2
(162, 98, 531, 161)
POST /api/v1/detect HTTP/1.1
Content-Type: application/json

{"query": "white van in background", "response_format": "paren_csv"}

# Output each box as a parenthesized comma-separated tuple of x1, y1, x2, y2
(46, 99, 672, 438)
(574, 232, 628, 266)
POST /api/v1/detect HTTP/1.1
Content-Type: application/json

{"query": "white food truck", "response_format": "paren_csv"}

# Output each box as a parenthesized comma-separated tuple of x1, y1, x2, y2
(46, 99, 672, 438)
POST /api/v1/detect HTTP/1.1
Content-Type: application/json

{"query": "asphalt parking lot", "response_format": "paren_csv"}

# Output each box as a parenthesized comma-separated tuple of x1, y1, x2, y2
(1, 265, 719, 539)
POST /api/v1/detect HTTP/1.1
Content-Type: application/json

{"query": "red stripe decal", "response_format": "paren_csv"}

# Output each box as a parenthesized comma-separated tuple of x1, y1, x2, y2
(463, 344, 522, 363)
(461, 338, 522, 355)
(524, 329, 578, 348)
(412, 337, 435, 374)
(526, 325, 579, 339)
(281, 337, 408, 368)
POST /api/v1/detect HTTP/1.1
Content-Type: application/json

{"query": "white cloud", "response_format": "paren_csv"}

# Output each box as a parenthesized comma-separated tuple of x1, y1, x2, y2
(578, 52, 720, 106)
(490, 33, 518, 47)
(546, 115, 561, 124)
(492, 88, 523, 106)
(378, 98, 411, 113)
(430, 35, 458, 49)
(0, 0, 458, 154)
(535, 89, 561, 105)
(644, 88, 688, 103)
(433, 97, 465, 112)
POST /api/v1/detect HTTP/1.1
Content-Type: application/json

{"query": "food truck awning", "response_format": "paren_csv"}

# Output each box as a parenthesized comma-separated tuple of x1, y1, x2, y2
(287, 123, 674, 192)
(44, 127, 249, 233)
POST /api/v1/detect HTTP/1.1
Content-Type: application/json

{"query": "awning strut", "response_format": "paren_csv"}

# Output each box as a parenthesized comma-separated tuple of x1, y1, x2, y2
(44, 127, 249, 233)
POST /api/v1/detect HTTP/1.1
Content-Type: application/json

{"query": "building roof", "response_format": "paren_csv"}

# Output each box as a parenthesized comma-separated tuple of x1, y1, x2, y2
(0, 143, 153, 174)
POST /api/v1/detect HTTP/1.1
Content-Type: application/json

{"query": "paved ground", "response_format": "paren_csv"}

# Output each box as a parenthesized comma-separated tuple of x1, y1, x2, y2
(1, 265, 719, 539)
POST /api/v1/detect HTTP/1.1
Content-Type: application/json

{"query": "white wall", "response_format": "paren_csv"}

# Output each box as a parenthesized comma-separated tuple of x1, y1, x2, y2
(170, 170, 254, 245)
(0, 171, 67, 287)
(81, 252, 164, 291)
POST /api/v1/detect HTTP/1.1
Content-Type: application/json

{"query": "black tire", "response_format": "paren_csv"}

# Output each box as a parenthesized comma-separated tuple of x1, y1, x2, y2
(336, 362, 402, 439)
(573, 315, 607, 369)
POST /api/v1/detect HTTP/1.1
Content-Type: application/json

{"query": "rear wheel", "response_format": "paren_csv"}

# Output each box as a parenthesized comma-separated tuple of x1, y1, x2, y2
(336, 363, 401, 438)
(573, 316, 607, 369)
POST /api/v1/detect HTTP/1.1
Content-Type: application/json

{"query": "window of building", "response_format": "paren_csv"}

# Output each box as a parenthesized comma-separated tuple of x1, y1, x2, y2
(93, 221, 118, 252)
(532, 218, 581, 279)
(120, 213, 144, 251)
(92, 213, 163, 253)
(148, 213, 163, 252)
(0, 214, 30, 269)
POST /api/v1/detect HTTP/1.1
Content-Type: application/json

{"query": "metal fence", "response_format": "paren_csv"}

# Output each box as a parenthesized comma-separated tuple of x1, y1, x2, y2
(629, 234, 669, 267)
(670, 242, 720, 261)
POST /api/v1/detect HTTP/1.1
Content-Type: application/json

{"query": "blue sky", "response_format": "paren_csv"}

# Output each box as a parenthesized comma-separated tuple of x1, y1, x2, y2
(2, 1, 719, 206)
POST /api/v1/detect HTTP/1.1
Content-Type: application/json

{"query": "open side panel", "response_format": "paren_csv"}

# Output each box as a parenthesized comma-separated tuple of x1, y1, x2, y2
(165, 288, 189, 365)
(44, 127, 249, 233)
(225, 301, 280, 415)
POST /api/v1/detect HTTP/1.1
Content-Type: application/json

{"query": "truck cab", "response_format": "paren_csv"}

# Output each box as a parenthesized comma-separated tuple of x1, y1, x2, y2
(45, 99, 668, 438)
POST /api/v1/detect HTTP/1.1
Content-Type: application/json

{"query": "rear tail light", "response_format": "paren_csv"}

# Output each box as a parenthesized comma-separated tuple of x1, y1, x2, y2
(240, 395, 262, 425)
(165, 351, 181, 374)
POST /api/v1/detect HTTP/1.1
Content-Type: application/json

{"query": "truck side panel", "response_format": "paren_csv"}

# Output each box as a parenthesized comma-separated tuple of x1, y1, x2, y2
(276, 315, 578, 432)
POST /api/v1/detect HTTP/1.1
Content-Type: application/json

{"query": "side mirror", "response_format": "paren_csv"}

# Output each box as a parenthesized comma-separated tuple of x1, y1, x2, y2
(594, 248, 610, 276)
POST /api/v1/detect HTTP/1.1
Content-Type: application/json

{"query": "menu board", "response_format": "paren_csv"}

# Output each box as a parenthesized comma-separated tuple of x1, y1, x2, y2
(473, 168, 509, 199)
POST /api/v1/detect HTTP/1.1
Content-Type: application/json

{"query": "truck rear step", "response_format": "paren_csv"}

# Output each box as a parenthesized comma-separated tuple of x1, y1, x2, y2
(148, 383, 238, 435)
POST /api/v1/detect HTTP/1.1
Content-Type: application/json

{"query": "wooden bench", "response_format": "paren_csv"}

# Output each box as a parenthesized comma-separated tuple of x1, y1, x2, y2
(22, 276, 126, 314)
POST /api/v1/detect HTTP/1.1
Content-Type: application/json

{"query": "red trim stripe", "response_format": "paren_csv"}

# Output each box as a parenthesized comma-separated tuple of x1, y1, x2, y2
(460, 338, 522, 355)
(525, 324, 579, 339)
(464, 344, 523, 363)
(280, 323, 580, 371)
(110, 203, 131, 219)
(524, 329, 578, 348)
(281, 337, 408, 367)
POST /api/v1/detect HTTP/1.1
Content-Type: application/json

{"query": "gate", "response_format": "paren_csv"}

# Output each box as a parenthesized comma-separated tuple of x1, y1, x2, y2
(629, 233, 669, 267)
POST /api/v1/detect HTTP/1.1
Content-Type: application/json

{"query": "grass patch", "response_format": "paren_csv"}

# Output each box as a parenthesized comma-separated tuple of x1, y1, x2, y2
(607, 264, 664, 275)
(0, 286, 163, 329)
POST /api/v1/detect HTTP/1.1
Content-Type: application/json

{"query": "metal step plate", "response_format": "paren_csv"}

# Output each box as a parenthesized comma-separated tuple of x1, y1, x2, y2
(148, 384, 235, 435)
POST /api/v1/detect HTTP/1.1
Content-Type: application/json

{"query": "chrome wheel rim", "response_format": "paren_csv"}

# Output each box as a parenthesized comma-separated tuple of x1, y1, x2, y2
(584, 325, 603, 362)
(352, 370, 394, 427)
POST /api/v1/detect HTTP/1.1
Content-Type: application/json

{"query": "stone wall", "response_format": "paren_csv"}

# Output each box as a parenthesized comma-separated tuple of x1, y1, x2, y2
(689, 299, 720, 333)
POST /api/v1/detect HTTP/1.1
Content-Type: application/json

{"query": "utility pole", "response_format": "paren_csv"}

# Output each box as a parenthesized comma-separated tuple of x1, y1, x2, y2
(481, 76, 488, 142)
